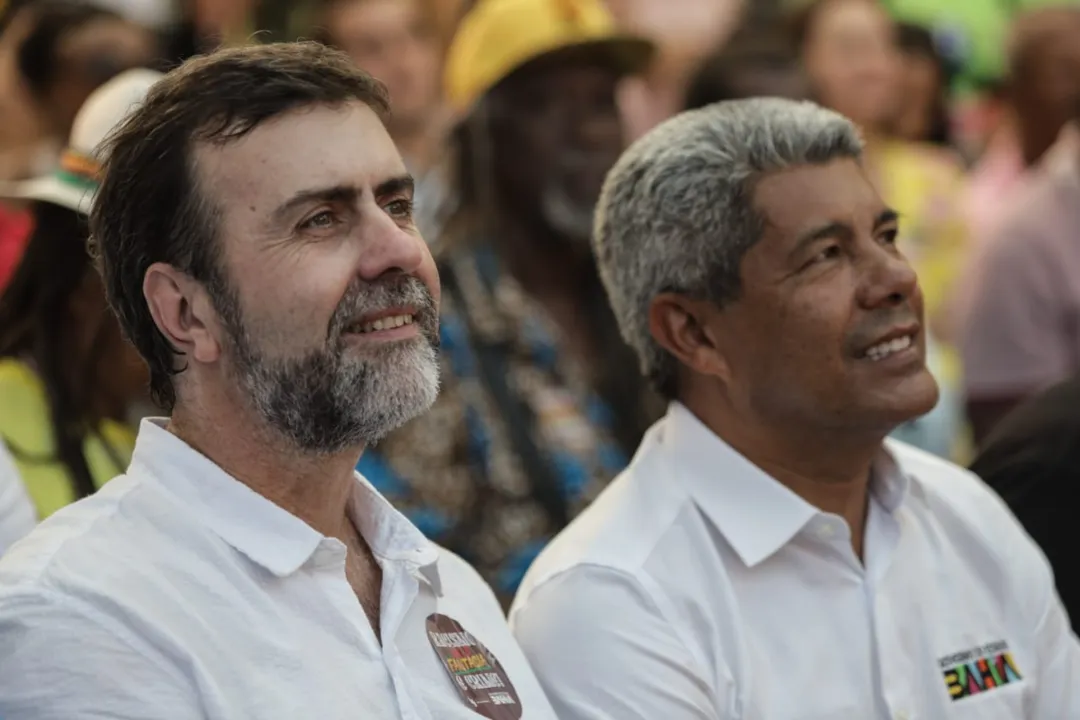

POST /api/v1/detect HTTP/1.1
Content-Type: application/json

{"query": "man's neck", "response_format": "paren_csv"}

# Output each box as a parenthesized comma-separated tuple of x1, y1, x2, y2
(683, 394, 883, 559)
(167, 386, 362, 540)
(750, 447, 875, 560)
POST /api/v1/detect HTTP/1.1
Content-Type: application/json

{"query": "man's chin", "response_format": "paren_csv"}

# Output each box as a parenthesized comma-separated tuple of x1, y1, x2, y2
(353, 345, 440, 442)
(870, 370, 941, 430)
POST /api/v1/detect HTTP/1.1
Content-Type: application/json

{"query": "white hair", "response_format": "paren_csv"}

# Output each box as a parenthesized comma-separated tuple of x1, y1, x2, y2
(592, 97, 864, 397)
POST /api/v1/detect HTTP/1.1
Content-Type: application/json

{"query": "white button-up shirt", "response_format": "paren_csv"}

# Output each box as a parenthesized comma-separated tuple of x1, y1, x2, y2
(0, 419, 556, 720)
(0, 441, 34, 557)
(510, 403, 1080, 720)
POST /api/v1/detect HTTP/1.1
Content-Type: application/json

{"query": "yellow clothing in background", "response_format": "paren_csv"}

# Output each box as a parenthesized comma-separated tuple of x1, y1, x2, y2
(875, 140, 973, 462)
(877, 141, 969, 328)
(0, 358, 134, 519)
(876, 142, 970, 373)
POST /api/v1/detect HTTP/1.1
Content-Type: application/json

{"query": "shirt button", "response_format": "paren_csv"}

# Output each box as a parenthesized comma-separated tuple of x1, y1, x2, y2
(895, 711, 910, 720)
(818, 524, 835, 539)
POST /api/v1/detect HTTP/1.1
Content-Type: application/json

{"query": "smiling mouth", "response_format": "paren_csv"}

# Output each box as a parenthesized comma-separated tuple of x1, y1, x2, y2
(344, 313, 416, 334)
(860, 333, 915, 361)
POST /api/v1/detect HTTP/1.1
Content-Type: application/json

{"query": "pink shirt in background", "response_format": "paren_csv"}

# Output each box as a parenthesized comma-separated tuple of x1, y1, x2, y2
(960, 127, 1080, 399)
(944, 127, 1026, 342)
(964, 128, 1026, 245)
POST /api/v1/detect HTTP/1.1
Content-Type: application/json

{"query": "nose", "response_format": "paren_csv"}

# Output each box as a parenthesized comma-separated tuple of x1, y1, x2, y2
(354, 210, 427, 283)
(857, 245, 919, 310)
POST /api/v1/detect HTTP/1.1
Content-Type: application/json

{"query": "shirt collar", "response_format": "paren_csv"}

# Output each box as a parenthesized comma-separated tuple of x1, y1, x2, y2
(129, 419, 441, 592)
(349, 468, 442, 595)
(661, 403, 910, 567)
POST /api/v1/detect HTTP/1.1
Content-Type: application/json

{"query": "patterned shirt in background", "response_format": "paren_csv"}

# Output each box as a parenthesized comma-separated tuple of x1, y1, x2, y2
(357, 245, 628, 606)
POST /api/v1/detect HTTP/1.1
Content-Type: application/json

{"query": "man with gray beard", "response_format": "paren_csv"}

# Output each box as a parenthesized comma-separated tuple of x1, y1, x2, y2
(0, 42, 557, 720)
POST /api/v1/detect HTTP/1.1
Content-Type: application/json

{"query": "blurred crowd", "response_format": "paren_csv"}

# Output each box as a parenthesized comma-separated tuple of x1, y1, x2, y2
(2, 0, 1080, 607)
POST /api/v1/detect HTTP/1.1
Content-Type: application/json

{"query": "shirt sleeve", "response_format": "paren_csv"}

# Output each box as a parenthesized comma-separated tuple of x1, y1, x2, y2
(510, 566, 726, 720)
(0, 445, 35, 556)
(0, 589, 201, 719)
(960, 227, 1070, 397)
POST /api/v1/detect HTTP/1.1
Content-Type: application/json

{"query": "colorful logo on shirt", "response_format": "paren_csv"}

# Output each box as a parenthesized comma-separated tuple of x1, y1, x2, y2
(939, 640, 1023, 701)
(426, 613, 522, 719)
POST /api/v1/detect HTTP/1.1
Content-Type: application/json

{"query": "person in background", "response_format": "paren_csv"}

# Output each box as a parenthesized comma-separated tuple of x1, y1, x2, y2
(0, 0, 159, 181)
(961, 7, 1080, 241)
(0, 41, 558, 719)
(959, 78, 1022, 251)
(793, 0, 968, 460)
(948, 5, 1080, 382)
(959, 91, 1080, 445)
(0, 70, 159, 532)
(0, 439, 34, 556)
(969, 374, 1080, 632)
(0, 204, 29, 289)
(683, 23, 808, 111)
(511, 97, 1080, 719)
(605, 0, 744, 141)
(357, 0, 659, 605)
(312, 0, 452, 240)
(1009, 6, 1080, 170)
(0, 0, 160, 292)
(0, 0, 41, 183)
(891, 22, 955, 147)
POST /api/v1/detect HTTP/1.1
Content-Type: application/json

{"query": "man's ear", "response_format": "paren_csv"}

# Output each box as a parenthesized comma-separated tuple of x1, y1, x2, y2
(143, 262, 222, 365)
(647, 293, 732, 386)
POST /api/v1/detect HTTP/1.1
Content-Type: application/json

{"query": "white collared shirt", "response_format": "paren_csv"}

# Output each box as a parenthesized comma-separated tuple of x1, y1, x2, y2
(0, 441, 35, 557)
(0, 419, 556, 720)
(510, 403, 1080, 720)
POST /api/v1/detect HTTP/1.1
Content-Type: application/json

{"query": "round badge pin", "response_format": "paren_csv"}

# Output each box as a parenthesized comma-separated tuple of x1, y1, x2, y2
(426, 613, 523, 719)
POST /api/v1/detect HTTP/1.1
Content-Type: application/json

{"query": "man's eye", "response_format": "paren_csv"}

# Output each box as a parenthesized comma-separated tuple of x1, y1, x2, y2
(300, 211, 336, 230)
(386, 199, 413, 218)
(812, 245, 842, 263)
(880, 228, 899, 245)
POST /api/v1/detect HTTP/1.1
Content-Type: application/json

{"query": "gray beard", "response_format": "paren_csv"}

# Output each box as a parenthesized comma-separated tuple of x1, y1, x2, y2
(218, 276, 440, 455)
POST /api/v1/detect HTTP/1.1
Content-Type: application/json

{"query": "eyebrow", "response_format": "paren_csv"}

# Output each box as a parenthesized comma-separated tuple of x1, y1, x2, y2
(268, 174, 416, 228)
(270, 184, 362, 227)
(788, 207, 899, 259)
(374, 174, 415, 201)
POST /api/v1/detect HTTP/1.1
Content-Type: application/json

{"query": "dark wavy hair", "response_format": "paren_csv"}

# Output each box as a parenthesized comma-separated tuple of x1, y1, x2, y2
(0, 201, 122, 499)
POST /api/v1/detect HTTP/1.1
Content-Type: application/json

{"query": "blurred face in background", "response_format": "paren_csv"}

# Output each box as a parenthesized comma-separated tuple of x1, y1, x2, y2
(893, 46, 941, 142)
(801, 0, 901, 132)
(489, 51, 626, 247)
(0, 7, 157, 181)
(1010, 10, 1080, 165)
(322, 0, 442, 133)
(37, 16, 158, 138)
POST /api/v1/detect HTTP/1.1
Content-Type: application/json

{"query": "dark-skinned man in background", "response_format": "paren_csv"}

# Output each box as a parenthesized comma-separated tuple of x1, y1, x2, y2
(357, 0, 662, 606)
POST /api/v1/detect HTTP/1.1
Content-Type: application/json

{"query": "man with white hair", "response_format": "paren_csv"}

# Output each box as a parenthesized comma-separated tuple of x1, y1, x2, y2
(510, 98, 1080, 719)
